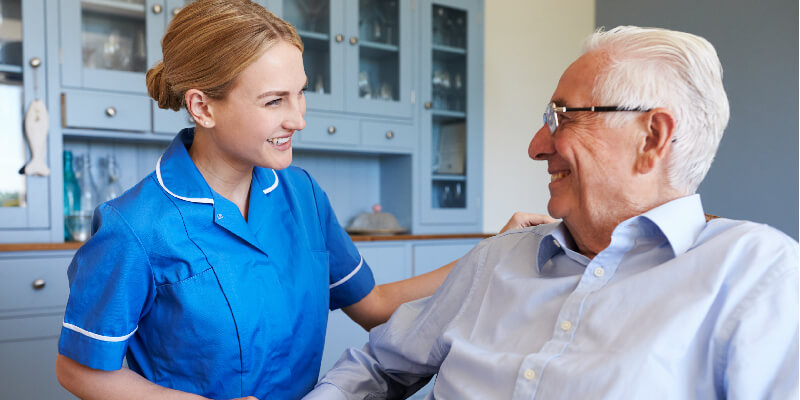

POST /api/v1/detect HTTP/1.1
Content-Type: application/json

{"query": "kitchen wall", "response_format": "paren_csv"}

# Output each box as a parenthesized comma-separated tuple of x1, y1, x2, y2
(595, 0, 799, 239)
(482, 0, 595, 232)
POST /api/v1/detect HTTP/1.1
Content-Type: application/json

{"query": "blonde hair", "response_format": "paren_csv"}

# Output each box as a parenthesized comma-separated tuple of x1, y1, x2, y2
(146, 0, 303, 111)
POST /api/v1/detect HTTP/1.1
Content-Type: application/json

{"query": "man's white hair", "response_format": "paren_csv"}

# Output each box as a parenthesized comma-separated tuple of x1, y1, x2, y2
(582, 26, 730, 194)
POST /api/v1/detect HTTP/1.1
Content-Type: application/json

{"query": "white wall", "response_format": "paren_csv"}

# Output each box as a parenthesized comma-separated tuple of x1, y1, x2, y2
(482, 1, 595, 232)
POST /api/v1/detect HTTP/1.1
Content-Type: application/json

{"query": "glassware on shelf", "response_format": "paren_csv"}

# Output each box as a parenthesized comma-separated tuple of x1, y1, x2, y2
(358, 71, 372, 99)
(63, 151, 82, 241)
(67, 154, 98, 241)
(101, 154, 123, 202)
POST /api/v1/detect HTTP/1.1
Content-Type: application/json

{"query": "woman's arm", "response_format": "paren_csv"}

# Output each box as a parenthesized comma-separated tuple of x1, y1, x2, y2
(56, 355, 256, 400)
(343, 212, 556, 330)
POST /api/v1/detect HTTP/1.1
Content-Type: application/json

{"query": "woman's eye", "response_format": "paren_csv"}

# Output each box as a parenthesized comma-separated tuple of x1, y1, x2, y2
(266, 98, 282, 107)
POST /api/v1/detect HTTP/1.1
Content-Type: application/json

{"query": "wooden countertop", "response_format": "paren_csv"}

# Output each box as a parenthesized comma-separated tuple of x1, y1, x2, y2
(0, 233, 494, 253)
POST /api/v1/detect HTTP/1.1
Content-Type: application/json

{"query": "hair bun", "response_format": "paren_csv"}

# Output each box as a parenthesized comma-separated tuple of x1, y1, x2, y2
(146, 62, 182, 111)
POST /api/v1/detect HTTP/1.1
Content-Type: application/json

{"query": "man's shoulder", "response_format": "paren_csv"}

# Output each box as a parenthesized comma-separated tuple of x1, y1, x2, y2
(697, 217, 797, 250)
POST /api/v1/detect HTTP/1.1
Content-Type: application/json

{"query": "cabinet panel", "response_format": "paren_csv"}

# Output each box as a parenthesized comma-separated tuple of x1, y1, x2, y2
(0, 252, 72, 313)
(360, 120, 414, 151)
(62, 89, 152, 132)
(0, 313, 63, 342)
(412, 238, 479, 276)
(320, 242, 410, 377)
(298, 114, 360, 147)
(0, 336, 77, 399)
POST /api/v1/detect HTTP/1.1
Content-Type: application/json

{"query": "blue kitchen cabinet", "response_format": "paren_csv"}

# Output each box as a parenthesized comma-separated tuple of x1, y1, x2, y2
(415, 0, 484, 234)
(269, 0, 414, 119)
(0, 0, 62, 243)
(0, 250, 76, 399)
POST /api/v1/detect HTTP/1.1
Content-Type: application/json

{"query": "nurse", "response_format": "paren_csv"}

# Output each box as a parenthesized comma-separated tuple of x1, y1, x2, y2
(55, 1, 553, 399)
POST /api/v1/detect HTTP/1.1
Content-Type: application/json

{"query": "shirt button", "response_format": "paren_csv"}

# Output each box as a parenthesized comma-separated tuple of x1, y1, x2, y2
(593, 267, 605, 277)
(560, 320, 572, 331)
(524, 369, 536, 380)
(552, 239, 561, 248)
(216, 213, 223, 219)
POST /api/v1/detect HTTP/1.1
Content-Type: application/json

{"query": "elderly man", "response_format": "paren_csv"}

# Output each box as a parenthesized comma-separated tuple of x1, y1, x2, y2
(304, 26, 799, 399)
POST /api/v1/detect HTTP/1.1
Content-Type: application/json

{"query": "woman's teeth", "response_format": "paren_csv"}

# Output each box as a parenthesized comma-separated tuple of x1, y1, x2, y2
(268, 137, 290, 145)
(551, 171, 569, 182)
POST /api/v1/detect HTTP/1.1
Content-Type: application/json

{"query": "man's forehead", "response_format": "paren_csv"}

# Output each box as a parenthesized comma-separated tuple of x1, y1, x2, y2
(551, 52, 606, 106)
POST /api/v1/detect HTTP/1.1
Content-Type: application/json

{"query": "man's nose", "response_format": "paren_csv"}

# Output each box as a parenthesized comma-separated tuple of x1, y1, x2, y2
(528, 124, 554, 160)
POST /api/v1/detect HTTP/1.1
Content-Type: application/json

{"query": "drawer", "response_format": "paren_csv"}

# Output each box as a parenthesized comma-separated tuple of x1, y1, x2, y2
(0, 253, 73, 313)
(297, 115, 360, 147)
(0, 313, 63, 342)
(360, 120, 415, 151)
(62, 90, 151, 132)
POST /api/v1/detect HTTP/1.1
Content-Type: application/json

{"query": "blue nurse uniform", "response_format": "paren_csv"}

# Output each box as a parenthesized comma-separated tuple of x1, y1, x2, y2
(58, 128, 376, 399)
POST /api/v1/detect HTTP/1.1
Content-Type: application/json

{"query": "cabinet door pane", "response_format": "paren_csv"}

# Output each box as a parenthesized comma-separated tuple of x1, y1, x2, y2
(0, 0, 25, 209)
(283, 0, 331, 94)
(356, 0, 399, 102)
(81, 0, 147, 73)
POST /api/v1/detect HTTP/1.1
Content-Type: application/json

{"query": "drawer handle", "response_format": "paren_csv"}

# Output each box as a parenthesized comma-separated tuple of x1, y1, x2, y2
(327, 126, 336, 135)
(105, 106, 117, 117)
(32, 279, 46, 290)
(30, 57, 42, 68)
(172, 7, 182, 16)
(349, 36, 359, 45)
(424, 101, 433, 109)
(385, 130, 395, 139)
(152, 4, 163, 14)
(335, 34, 344, 43)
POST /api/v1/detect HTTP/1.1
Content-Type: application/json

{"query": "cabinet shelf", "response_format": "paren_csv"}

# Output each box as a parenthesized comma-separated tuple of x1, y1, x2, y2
(297, 30, 330, 42)
(81, 0, 146, 18)
(360, 40, 400, 53)
(0, 64, 23, 74)
(432, 174, 466, 182)
(432, 44, 466, 55)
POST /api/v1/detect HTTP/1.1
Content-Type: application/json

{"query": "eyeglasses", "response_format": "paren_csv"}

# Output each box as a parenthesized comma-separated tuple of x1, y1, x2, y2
(543, 101, 652, 134)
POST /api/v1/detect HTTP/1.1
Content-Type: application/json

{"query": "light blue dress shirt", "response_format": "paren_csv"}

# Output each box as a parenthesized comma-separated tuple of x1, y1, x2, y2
(59, 129, 375, 399)
(307, 195, 798, 399)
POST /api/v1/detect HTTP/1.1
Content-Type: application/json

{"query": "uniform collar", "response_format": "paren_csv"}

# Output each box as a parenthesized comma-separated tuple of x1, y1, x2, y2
(156, 128, 281, 204)
(536, 194, 706, 270)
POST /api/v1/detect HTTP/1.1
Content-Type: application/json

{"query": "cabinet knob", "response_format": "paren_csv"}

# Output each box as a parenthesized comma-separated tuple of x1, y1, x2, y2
(29, 57, 42, 68)
(32, 279, 46, 290)
(385, 130, 395, 139)
(152, 4, 163, 14)
(349, 36, 359, 45)
(327, 126, 336, 135)
(172, 7, 182, 16)
(424, 101, 433, 109)
(335, 34, 345, 43)
(105, 106, 117, 117)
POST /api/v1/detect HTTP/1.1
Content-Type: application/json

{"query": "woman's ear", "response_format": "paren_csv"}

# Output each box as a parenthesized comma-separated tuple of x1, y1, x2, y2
(635, 107, 675, 173)
(185, 89, 215, 128)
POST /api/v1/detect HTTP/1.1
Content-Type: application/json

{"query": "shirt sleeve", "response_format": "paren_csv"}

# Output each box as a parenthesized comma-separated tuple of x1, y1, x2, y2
(305, 240, 491, 399)
(306, 173, 375, 310)
(58, 203, 156, 371)
(721, 234, 799, 400)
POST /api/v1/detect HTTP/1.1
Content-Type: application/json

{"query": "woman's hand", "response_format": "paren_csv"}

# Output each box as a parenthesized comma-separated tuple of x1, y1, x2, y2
(499, 212, 557, 234)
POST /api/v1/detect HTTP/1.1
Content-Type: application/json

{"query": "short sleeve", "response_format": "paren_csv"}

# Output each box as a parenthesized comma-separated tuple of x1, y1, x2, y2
(306, 173, 375, 310)
(58, 203, 156, 371)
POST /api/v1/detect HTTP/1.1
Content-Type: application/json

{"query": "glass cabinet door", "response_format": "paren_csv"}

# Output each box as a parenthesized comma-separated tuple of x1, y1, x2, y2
(61, 0, 155, 93)
(0, 0, 49, 230)
(280, 0, 345, 111)
(420, 0, 481, 225)
(151, 0, 194, 135)
(345, 0, 411, 117)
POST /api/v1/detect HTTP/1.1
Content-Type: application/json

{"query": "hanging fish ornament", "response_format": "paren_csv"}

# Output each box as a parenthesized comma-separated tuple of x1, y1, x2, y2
(21, 98, 50, 176)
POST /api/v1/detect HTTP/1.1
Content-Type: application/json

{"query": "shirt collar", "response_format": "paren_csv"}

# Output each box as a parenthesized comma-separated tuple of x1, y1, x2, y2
(536, 194, 706, 269)
(156, 128, 281, 204)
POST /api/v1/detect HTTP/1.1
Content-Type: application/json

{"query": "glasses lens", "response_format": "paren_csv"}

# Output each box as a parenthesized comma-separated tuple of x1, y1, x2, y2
(545, 102, 557, 133)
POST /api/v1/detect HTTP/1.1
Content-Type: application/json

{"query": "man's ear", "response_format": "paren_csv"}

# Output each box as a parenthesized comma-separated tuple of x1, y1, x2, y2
(635, 108, 675, 174)
(185, 89, 215, 128)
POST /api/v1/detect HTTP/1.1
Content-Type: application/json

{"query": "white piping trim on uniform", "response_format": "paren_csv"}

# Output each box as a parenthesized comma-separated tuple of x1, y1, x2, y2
(156, 156, 214, 204)
(62, 322, 138, 343)
(263, 170, 279, 194)
(329, 256, 364, 289)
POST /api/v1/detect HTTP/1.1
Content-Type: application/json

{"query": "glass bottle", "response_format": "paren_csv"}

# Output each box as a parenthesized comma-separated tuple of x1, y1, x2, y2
(63, 151, 81, 240)
(68, 154, 97, 241)
(102, 154, 123, 202)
